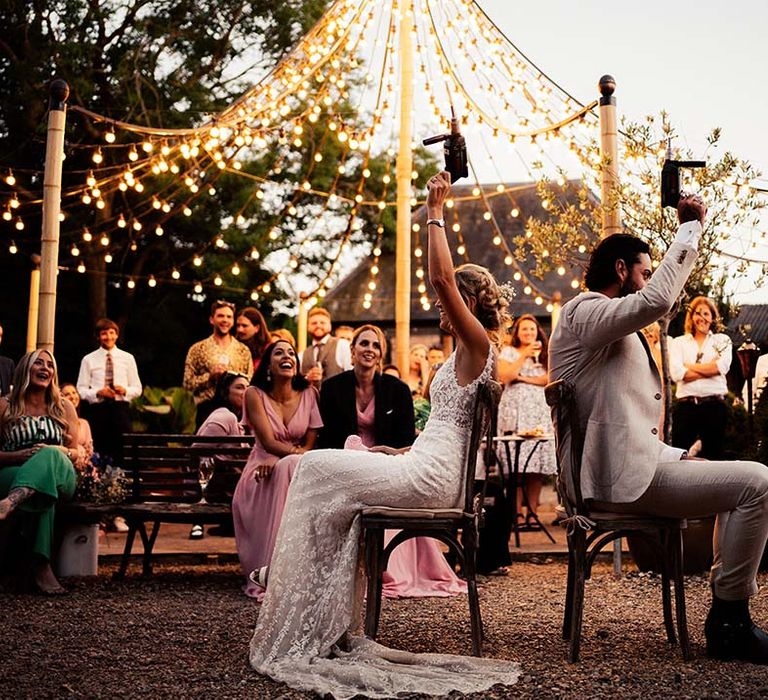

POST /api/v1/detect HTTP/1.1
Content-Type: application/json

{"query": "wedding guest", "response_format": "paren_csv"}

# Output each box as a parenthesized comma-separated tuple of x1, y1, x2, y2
(270, 328, 296, 347)
(190, 371, 250, 540)
(0, 350, 80, 594)
(232, 340, 321, 598)
(427, 344, 446, 367)
(382, 364, 401, 378)
(299, 307, 352, 386)
(497, 314, 556, 522)
(236, 307, 271, 372)
(76, 318, 142, 463)
(334, 325, 355, 343)
(642, 321, 664, 373)
(406, 343, 430, 397)
(184, 300, 252, 429)
(60, 383, 93, 465)
(669, 296, 732, 459)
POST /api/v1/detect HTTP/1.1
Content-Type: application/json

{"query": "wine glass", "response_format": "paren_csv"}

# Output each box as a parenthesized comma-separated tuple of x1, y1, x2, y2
(198, 457, 215, 505)
(532, 340, 542, 367)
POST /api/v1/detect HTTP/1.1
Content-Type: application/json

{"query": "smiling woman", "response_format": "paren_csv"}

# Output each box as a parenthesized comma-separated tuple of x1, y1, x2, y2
(231, 341, 322, 599)
(0, 350, 81, 595)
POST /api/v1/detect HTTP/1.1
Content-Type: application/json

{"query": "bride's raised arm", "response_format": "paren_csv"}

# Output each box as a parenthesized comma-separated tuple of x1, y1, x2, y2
(426, 171, 490, 375)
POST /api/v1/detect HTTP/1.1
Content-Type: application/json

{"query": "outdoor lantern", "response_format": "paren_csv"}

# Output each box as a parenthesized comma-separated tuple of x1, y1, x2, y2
(737, 340, 761, 382)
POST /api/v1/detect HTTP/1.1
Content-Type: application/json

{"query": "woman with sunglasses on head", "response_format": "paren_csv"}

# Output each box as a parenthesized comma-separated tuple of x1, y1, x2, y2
(247, 171, 519, 698)
(669, 296, 732, 459)
(231, 340, 322, 598)
(0, 350, 81, 594)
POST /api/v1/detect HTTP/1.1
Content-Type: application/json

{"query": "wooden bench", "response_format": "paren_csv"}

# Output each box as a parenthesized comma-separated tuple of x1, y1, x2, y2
(62, 433, 254, 578)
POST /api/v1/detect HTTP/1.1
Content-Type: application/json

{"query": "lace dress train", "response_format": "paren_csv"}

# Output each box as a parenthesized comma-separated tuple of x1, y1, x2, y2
(249, 349, 521, 698)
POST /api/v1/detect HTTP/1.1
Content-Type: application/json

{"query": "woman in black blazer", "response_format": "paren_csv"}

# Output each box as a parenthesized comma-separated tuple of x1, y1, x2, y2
(318, 325, 415, 450)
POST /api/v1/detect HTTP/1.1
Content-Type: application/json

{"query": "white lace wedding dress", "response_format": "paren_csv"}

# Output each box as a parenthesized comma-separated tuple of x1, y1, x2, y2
(249, 348, 521, 698)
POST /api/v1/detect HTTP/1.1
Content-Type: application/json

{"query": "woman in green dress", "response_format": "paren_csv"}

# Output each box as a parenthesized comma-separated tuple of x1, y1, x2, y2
(0, 349, 81, 594)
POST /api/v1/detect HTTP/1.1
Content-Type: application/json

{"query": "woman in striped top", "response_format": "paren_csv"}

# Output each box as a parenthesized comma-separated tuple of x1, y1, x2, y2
(0, 349, 80, 594)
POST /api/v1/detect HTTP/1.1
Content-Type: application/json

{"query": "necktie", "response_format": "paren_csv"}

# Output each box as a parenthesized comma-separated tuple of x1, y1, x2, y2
(313, 344, 321, 365)
(105, 352, 114, 388)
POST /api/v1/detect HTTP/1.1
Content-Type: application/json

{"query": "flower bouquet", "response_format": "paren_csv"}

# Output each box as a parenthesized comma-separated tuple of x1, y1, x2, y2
(75, 453, 130, 505)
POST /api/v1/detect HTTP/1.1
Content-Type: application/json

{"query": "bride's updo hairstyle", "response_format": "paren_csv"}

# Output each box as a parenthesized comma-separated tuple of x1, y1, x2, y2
(454, 263, 511, 348)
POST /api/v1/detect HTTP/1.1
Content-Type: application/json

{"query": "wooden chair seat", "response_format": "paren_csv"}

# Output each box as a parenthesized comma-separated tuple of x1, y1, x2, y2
(361, 381, 502, 657)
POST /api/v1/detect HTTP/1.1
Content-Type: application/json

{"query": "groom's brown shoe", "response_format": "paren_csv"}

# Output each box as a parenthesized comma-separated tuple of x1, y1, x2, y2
(705, 609, 768, 664)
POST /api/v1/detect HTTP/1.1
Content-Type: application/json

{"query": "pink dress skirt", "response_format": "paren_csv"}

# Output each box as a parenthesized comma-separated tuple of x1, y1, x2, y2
(354, 401, 466, 599)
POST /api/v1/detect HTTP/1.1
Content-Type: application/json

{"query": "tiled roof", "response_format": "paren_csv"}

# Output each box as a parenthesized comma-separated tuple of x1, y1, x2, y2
(323, 181, 589, 325)
(727, 304, 768, 349)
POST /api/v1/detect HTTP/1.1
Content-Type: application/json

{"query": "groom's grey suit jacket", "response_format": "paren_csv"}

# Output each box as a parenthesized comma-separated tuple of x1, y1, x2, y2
(549, 239, 697, 504)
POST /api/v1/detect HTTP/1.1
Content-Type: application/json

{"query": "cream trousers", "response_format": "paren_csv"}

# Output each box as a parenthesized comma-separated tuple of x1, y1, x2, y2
(593, 459, 768, 601)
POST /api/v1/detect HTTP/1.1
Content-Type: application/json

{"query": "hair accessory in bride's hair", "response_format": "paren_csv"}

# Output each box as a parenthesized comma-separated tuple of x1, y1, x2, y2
(499, 281, 516, 303)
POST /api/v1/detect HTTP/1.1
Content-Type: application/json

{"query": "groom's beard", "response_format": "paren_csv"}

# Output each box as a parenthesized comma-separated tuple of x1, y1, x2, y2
(619, 276, 639, 297)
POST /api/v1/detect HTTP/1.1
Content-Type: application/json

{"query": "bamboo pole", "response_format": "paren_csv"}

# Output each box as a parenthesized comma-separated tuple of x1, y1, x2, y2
(598, 75, 621, 238)
(37, 80, 69, 352)
(297, 293, 309, 354)
(394, 0, 414, 376)
(26, 254, 41, 352)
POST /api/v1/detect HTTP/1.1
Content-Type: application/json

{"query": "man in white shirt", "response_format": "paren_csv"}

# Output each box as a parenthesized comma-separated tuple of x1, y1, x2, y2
(77, 318, 142, 463)
(300, 308, 352, 386)
(549, 195, 768, 664)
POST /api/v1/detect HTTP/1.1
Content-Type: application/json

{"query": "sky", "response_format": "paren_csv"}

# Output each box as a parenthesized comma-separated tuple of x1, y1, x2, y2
(480, 0, 768, 177)
(477, 0, 768, 302)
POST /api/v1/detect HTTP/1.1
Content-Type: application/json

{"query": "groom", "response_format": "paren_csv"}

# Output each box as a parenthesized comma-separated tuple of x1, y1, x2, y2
(549, 194, 768, 663)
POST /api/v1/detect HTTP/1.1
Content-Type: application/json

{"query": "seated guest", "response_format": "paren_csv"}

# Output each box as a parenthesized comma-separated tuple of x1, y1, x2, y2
(60, 383, 94, 466)
(189, 371, 250, 540)
(319, 325, 465, 598)
(236, 307, 271, 373)
(232, 340, 321, 598)
(0, 350, 80, 594)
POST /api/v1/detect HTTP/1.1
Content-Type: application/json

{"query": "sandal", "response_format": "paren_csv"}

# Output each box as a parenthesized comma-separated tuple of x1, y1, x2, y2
(248, 566, 269, 587)
(488, 566, 510, 576)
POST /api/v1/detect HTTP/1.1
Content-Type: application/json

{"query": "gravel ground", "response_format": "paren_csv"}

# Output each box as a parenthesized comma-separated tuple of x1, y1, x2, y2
(4, 560, 768, 699)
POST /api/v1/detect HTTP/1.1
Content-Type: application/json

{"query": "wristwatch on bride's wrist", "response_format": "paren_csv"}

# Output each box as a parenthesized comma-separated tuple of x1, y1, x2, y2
(426, 218, 445, 228)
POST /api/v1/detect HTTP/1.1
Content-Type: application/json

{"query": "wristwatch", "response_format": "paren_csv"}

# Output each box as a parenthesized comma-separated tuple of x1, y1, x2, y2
(426, 218, 445, 228)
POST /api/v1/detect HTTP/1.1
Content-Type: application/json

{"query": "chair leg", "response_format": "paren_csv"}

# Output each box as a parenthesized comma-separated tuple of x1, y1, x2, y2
(364, 528, 384, 639)
(671, 527, 691, 661)
(659, 529, 677, 645)
(463, 535, 483, 657)
(113, 523, 137, 580)
(568, 528, 586, 663)
(563, 540, 576, 641)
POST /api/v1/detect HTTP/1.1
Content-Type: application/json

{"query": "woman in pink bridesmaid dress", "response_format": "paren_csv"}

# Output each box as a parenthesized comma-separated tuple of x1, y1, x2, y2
(319, 325, 466, 599)
(232, 340, 322, 598)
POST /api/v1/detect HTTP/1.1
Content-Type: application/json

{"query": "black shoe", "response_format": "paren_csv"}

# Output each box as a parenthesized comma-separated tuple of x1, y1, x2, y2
(705, 610, 768, 663)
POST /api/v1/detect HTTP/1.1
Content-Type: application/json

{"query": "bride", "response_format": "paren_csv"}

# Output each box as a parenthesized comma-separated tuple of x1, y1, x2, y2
(249, 171, 521, 698)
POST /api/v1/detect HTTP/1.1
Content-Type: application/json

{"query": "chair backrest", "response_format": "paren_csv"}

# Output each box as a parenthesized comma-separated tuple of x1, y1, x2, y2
(462, 380, 502, 515)
(122, 433, 255, 503)
(544, 379, 586, 517)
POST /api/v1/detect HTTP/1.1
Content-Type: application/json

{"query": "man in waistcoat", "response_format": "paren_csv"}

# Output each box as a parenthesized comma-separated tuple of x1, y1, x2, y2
(300, 308, 352, 386)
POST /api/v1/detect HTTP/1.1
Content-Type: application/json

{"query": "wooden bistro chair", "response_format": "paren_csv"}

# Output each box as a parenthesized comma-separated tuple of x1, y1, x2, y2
(544, 379, 691, 662)
(360, 380, 502, 657)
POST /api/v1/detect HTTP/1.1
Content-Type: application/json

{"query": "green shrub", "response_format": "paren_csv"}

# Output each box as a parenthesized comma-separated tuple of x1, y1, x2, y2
(130, 386, 197, 434)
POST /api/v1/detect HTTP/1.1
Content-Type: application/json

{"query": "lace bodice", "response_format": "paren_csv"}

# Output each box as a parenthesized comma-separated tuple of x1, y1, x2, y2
(427, 346, 495, 428)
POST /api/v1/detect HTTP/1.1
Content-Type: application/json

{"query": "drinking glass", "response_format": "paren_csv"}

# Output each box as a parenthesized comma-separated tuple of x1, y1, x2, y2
(198, 457, 215, 505)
